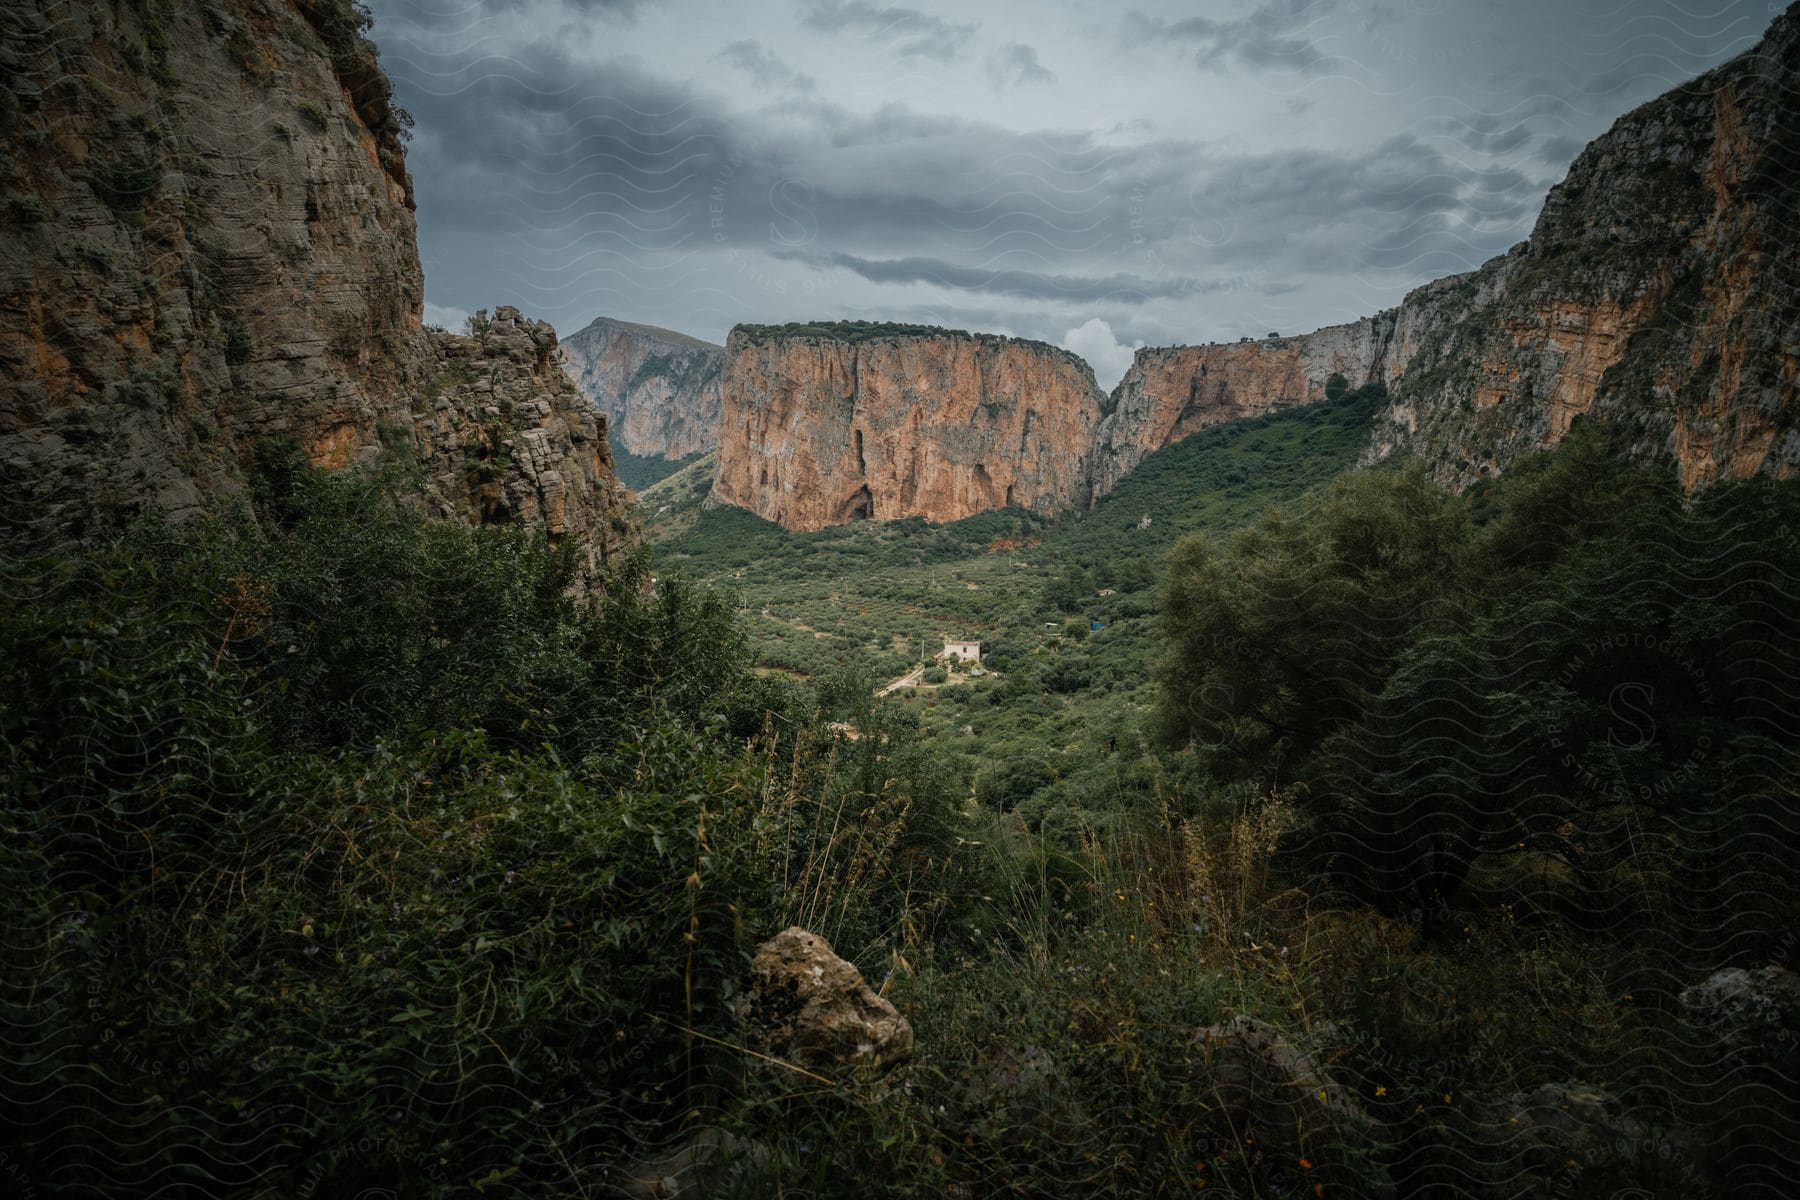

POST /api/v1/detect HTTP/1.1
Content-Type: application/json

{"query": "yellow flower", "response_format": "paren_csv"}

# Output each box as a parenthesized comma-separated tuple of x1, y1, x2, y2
(1375, 1086, 1388, 1097)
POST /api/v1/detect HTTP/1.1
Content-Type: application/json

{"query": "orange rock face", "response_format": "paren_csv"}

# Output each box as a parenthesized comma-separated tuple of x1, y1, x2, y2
(1091, 315, 1405, 498)
(713, 326, 1104, 531)
(1361, 14, 1799, 491)
(1101, 10, 1799, 498)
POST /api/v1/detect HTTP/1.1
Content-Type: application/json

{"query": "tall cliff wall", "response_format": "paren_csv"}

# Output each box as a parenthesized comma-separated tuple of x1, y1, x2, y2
(1093, 3, 1799, 497)
(711, 324, 1104, 532)
(0, 0, 631, 579)
(561, 317, 722, 461)
(1365, 2, 1800, 488)
(1091, 312, 1397, 498)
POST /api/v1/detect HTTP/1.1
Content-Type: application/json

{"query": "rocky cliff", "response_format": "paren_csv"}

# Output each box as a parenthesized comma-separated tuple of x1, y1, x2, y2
(712, 323, 1104, 531)
(1095, 3, 1799, 495)
(0, 0, 632, 579)
(1364, 2, 1800, 488)
(1091, 314, 1400, 498)
(560, 316, 722, 462)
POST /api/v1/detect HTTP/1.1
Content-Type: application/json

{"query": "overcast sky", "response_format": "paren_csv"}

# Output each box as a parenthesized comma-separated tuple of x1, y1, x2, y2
(368, 0, 1778, 388)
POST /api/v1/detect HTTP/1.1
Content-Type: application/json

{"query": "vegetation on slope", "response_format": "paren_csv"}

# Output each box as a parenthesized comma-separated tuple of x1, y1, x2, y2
(607, 431, 704, 492)
(4, 406, 1797, 1197)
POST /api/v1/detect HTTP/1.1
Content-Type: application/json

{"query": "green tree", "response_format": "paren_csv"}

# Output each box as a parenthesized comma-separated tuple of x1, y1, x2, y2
(1156, 462, 1465, 777)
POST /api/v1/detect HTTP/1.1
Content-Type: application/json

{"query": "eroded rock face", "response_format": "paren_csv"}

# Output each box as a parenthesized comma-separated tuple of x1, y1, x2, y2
(738, 927, 913, 1072)
(1367, 5, 1800, 489)
(0, 1, 633, 580)
(1091, 313, 1406, 498)
(417, 309, 634, 584)
(561, 317, 723, 462)
(1092, 5, 1798, 499)
(712, 325, 1104, 532)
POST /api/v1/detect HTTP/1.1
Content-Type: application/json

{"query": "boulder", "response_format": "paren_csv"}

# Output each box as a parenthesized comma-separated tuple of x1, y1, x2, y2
(1486, 1081, 1700, 1194)
(1679, 965, 1800, 1053)
(1193, 1015, 1381, 1181)
(738, 927, 913, 1073)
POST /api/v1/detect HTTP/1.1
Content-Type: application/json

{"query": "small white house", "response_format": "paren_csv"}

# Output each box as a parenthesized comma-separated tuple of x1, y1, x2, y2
(942, 640, 982, 663)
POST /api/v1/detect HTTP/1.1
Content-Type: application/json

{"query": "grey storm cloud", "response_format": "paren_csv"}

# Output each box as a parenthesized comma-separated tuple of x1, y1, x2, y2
(774, 250, 1212, 303)
(717, 40, 817, 93)
(987, 43, 1054, 88)
(797, 0, 978, 60)
(364, 0, 1777, 364)
(1123, 0, 1336, 73)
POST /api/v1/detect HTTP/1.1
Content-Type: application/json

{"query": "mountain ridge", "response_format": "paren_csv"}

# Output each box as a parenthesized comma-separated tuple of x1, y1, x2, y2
(561, 315, 724, 467)
(706, 3, 1797, 529)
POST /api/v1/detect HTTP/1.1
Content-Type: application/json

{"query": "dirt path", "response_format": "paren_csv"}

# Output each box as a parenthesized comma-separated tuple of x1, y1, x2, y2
(876, 666, 924, 697)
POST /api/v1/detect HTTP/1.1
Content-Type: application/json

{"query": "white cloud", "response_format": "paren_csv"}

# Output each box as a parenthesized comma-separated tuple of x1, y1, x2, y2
(1061, 317, 1140, 392)
(423, 301, 470, 331)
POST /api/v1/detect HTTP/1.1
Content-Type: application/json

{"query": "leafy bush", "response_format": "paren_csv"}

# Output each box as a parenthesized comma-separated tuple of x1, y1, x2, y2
(1159, 421, 1800, 941)
(0, 455, 965, 1194)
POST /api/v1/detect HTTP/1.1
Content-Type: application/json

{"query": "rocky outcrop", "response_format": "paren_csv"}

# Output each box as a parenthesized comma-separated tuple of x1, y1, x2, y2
(417, 308, 633, 582)
(561, 317, 722, 461)
(738, 926, 913, 1072)
(1194, 1016, 1381, 1175)
(0, 1, 632, 580)
(1680, 965, 1800, 1053)
(713, 323, 1104, 531)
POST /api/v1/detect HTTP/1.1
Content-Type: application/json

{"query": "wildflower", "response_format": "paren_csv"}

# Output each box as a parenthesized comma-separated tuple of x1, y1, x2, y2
(1300, 1157, 1314, 1169)
(1375, 1085, 1388, 1097)
(1317, 1088, 1327, 1102)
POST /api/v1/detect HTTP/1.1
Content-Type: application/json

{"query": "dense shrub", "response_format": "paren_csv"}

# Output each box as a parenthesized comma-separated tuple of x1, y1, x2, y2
(0, 459, 960, 1195)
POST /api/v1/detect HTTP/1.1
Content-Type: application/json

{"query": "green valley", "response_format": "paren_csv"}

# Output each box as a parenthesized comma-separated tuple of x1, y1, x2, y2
(645, 389, 1387, 820)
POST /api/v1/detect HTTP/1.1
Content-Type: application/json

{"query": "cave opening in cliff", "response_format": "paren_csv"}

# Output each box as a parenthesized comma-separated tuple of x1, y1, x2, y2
(838, 484, 874, 521)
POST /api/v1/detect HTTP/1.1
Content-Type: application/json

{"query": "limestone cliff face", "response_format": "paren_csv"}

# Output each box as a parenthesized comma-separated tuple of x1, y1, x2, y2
(0, 0, 632, 579)
(561, 317, 722, 461)
(1092, 4, 1798, 496)
(712, 324, 1104, 532)
(1091, 313, 1404, 498)
(1364, 3, 1800, 488)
